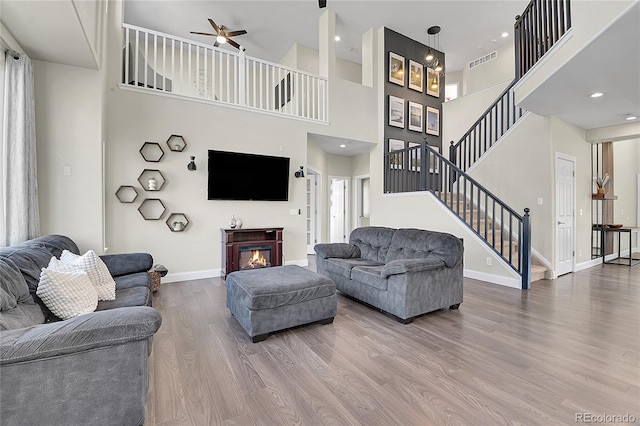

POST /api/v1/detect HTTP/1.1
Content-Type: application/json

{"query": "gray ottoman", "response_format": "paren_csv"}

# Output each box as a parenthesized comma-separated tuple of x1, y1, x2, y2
(226, 265, 337, 342)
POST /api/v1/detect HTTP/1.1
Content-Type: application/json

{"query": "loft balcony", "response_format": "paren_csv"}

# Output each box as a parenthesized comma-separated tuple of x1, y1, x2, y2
(120, 24, 329, 124)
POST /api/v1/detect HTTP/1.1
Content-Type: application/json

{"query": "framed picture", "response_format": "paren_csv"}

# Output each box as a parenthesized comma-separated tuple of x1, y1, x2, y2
(429, 146, 441, 173)
(426, 67, 439, 97)
(388, 139, 404, 169)
(408, 60, 423, 92)
(388, 95, 405, 128)
(426, 106, 440, 136)
(408, 142, 421, 172)
(389, 52, 405, 86)
(408, 102, 423, 132)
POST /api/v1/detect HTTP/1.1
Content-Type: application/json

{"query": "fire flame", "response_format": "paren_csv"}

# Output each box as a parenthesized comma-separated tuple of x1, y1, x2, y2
(248, 250, 268, 268)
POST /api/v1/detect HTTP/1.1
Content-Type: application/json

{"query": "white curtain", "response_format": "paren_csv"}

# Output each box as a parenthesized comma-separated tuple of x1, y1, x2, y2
(2, 52, 39, 246)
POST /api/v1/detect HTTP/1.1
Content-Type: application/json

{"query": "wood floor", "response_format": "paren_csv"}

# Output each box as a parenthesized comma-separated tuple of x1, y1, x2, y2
(145, 261, 639, 425)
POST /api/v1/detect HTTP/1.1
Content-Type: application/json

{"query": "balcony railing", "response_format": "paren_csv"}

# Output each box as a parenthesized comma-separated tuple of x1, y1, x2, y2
(514, 0, 572, 79)
(121, 24, 328, 123)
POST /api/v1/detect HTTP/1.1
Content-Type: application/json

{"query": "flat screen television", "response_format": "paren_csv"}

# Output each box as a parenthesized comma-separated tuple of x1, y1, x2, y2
(208, 150, 290, 201)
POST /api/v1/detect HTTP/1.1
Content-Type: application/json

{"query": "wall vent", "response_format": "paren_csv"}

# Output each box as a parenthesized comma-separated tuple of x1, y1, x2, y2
(469, 51, 498, 69)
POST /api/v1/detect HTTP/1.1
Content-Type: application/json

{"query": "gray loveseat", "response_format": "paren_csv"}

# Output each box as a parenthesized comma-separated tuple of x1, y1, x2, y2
(0, 235, 162, 426)
(314, 226, 463, 323)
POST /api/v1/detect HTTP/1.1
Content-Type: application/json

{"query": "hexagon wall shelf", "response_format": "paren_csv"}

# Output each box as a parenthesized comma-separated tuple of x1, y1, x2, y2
(115, 185, 139, 203)
(139, 142, 165, 162)
(166, 213, 190, 232)
(138, 198, 167, 220)
(166, 135, 187, 152)
(137, 169, 167, 191)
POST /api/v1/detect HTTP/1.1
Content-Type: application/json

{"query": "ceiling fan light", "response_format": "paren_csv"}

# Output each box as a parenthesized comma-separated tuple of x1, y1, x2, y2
(216, 35, 227, 44)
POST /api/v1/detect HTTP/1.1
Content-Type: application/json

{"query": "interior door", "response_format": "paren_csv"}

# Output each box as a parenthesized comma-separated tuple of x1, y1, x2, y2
(357, 176, 370, 227)
(330, 177, 349, 243)
(556, 156, 575, 276)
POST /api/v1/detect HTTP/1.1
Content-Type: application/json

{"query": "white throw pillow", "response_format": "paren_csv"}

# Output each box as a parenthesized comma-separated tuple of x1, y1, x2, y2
(36, 266, 98, 320)
(60, 250, 116, 301)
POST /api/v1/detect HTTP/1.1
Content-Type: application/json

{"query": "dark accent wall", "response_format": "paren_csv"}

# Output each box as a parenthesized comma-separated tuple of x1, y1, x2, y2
(384, 27, 444, 153)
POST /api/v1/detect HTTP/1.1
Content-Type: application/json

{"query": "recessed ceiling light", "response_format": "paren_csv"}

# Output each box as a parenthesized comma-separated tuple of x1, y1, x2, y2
(626, 115, 638, 121)
(590, 92, 604, 98)
(501, 32, 509, 38)
(335, 35, 341, 41)
(339, 144, 346, 148)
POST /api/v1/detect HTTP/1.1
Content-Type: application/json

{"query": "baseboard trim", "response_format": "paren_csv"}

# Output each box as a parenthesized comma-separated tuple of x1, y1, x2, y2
(162, 269, 222, 283)
(464, 269, 521, 289)
(575, 257, 603, 272)
(285, 259, 309, 267)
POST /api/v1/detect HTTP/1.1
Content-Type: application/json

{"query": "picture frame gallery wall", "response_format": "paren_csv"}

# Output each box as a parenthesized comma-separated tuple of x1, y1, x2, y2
(383, 27, 444, 171)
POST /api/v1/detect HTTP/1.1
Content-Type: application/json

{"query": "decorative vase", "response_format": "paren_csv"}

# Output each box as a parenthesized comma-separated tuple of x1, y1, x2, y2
(148, 176, 157, 191)
(597, 187, 605, 195)
(229, 216, 237, 229)
(173, 221, 184, 231)
(235, 218, 242, 229)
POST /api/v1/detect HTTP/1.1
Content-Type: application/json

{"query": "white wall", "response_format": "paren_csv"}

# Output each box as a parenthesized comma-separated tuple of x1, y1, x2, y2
(33, 60, 104, 253)
(462, 43, 515, 96)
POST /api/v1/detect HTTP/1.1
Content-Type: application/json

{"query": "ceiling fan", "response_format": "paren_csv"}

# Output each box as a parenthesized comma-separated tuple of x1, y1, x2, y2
(190, 18, 247, 50)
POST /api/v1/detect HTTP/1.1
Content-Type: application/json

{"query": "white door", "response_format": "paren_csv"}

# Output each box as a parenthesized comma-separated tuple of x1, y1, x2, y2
(306, 173, 318, 254)
(329, 177, 349, 243)
(356, 175, 370, 227)
(556, 155, 575, 276)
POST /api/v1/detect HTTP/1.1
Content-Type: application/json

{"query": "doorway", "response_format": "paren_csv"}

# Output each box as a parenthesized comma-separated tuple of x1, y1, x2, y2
(355, 174, 370, 228)
(306, 168, 321, 254)
(555, 154, 576, 276)
(329, 176, 350, 243)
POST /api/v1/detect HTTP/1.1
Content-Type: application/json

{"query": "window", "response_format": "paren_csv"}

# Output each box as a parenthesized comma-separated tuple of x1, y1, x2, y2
(445, 83, 459, 102)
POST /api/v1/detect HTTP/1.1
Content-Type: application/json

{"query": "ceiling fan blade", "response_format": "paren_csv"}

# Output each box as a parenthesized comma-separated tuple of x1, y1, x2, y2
(225, 30, 247, 37)
(190, 31, 217, 36)
(319, 0, 327, 8)
(226, 38, 241, 50)
(208, 18, 221, 34)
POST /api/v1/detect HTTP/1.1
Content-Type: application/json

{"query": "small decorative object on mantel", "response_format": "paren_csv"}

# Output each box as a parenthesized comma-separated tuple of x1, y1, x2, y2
(229, 215, 243, 229)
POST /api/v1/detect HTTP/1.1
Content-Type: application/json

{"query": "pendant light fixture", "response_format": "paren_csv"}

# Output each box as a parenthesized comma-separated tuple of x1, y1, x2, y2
(425, 26, 444, 75)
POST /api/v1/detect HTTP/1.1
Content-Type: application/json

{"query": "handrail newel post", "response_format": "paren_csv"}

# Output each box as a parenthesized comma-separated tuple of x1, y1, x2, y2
(420, 140, 427, 191)
(521, 208, 532, 290)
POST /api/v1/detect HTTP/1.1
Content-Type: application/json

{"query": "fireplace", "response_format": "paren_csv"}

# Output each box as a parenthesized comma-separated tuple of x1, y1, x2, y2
(238, 245, 272, 270)
(221, 227, 283, 278)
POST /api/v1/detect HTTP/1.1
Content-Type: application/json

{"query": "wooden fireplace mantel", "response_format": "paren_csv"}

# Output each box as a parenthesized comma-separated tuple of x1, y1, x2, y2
(221, 227, 284, 278)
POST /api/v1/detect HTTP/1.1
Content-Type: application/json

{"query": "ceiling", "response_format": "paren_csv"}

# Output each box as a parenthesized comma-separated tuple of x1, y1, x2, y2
(123, 0, 528, 73)
(309, 133, 375, 156)
(518, 1, 640, 130)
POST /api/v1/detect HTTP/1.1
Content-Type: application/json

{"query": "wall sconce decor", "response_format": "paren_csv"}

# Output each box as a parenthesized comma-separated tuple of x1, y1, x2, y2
(294, 166, 305, 178)
(187, 156, 196, 171)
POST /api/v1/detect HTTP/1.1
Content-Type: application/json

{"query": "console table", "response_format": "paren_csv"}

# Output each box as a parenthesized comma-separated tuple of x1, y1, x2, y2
(221, 227, 283, 278)
(601, 226, 639, 267)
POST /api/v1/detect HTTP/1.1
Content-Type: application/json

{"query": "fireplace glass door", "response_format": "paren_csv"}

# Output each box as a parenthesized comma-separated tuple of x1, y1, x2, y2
(238, 245, 272, 270)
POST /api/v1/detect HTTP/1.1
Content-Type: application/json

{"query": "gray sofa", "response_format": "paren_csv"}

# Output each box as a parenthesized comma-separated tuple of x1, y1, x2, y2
(314, 226, 463, 323)
(0, 235, 162, 426)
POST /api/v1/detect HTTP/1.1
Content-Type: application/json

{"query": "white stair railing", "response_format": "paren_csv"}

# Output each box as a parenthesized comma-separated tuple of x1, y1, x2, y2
(122, 24, 328, 123)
